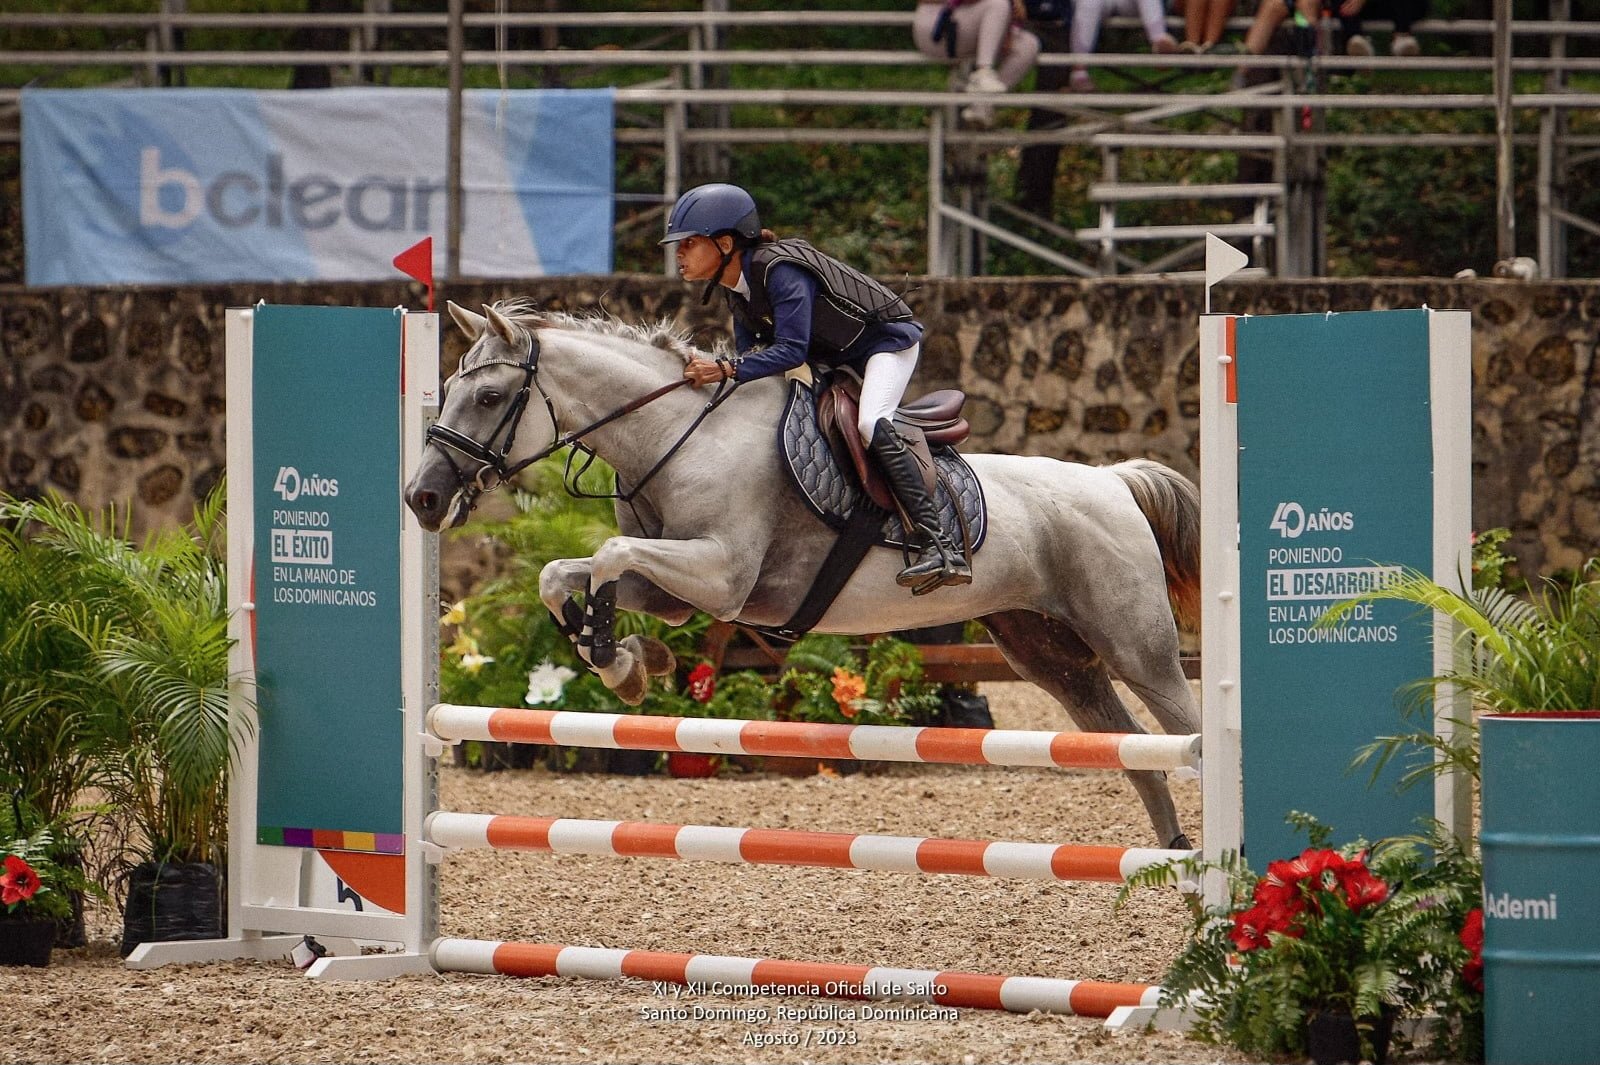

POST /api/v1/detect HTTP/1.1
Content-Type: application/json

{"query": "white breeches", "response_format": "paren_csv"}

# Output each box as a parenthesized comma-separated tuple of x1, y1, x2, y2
(858, 344, 920, 443)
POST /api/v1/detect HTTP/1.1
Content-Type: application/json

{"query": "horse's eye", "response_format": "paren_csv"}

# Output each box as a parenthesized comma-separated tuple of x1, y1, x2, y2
(476, 390, 502, 408)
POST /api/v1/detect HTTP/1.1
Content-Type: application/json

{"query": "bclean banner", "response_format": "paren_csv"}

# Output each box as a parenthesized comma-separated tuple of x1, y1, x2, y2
(251, 304, 403, 850)
(22, 87, 613, 285)
(1235, 310, 1437, 864)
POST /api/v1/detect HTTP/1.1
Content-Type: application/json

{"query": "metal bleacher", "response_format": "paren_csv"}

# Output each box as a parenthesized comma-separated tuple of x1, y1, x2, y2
(2, 2, 1598, 279)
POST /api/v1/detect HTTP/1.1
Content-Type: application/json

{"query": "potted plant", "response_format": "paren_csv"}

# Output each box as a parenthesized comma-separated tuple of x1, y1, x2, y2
(1, 820, 101, 967)
(1125, 815, 1484, 1064)
(1323, 546, 1599, 1065)
(0, 506, 118, 946)
(0, 490, 240, 958)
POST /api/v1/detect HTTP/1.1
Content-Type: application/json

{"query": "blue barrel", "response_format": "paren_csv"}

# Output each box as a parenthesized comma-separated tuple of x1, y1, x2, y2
(1481, 712, 1600, 1065)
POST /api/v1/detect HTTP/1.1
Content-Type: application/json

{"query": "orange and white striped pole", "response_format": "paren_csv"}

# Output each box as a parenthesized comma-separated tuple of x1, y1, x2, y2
(427, 705, 1201, 772)
(432, 939, 1163, 1019)
(425, 811, 1196, 883)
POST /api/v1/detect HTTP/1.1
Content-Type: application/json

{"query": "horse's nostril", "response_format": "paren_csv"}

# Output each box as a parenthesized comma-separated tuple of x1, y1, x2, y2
(412, 489, 436, 514)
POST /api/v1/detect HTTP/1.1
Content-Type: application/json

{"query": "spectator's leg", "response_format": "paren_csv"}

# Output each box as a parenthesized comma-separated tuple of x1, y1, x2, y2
(1015, 19, 1070, 216)
(912, 2, 960, 63)
(1388, 0, 1424, 53)
(1182, 0, 1209, 48)
(1069, 0, 1112, 88)
(1243, 0, 1289, 54)
(996, 23, 1042, 87)
(964, 0, 1019, 73)
(1391, 0, 1426, 33)
(1202, 0, 1238, 48)
(1134, 0, 1181, 52)
(1070, 0, 1109, 57)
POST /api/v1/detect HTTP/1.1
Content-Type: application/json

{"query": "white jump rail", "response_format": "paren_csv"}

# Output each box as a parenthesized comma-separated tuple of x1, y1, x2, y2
(425, 811, 1197, 883)
(432, 939, 1164, 1020)
(427, 703, 1202, 772)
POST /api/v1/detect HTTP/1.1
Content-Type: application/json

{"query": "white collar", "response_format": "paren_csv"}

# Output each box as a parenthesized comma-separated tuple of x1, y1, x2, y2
(731, 271, 750, 299)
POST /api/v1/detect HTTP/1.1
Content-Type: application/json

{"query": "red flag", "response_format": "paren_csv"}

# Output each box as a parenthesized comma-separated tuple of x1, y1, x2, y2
(393, 237, 435, 312)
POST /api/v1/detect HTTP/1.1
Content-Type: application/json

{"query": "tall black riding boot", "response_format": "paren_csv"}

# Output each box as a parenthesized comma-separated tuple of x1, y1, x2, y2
(868, 418, 971, 591)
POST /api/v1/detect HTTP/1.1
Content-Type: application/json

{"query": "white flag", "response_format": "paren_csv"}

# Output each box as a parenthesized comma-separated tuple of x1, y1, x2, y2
(1204, 233, 1249, 289)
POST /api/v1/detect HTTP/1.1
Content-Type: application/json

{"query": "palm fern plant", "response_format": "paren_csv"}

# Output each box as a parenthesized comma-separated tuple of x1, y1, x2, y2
(0, 518, 114, 828)
(1321, 557, 1600, 786)
(0, 488, 240, 868)
(1122, 815, 1484, 1062)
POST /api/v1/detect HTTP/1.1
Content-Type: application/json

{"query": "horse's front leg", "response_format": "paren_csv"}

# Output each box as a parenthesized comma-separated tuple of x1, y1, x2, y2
(539, 538, 746, 705)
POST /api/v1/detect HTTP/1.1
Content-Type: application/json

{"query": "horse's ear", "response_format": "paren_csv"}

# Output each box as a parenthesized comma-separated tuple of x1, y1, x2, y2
(484, 304, 520, 347)
(447, 300, 486, 339)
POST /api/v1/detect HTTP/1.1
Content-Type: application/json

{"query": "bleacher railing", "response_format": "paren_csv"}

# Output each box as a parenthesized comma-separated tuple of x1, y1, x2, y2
(3, 6, 1595, 278)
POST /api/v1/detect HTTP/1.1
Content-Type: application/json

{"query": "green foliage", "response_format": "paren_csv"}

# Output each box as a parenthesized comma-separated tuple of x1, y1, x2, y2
(0, 487, 238, 868)
(0, 518, 113, 827)
(1469, 527, 1521, 592)
(1322, 557, 1600, 789)
(1122, 816, 1483, 1062)
(776, 633, 940, 725)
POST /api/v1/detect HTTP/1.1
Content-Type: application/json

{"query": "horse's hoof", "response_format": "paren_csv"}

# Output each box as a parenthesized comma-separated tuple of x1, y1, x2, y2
(606, 655, 649, 706)
(1168, 833, 1193, 851)
(630, 635, 676, 677)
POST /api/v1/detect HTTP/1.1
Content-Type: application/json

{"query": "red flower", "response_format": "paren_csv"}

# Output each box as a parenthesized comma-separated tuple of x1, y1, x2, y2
(686, 663, 716, 704)
(1339, 865, 1391, 911)
(1460, 908, 1485, 992)
(1, 855, 41, 907)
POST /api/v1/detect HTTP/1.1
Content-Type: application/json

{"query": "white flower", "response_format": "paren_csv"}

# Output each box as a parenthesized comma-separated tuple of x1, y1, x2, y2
(459, 653, 495, 674)
(525, 661, 578, 705)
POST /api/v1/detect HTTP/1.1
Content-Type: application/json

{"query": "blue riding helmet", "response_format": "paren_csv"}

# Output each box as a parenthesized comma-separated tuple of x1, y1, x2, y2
(660, 183, 761, 245)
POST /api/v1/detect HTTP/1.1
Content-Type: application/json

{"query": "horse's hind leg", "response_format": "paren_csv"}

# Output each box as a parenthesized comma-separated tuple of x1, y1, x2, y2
(982, 610, 1190, 850)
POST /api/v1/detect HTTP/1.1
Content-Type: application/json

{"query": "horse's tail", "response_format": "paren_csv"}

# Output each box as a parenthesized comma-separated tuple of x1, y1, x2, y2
(1112, 459, 1201, 632)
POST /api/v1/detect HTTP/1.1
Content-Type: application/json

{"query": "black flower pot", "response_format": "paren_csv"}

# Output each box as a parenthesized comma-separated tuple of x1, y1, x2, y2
(1307, 1008, 1396, 1065)
(0, 917, 57, 967)
(120, 860, 225, 958)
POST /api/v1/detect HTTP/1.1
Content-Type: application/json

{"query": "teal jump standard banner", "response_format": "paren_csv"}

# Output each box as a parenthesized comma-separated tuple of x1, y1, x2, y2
(251, 305, 403, 851)
(1234, 309, 1437, 864)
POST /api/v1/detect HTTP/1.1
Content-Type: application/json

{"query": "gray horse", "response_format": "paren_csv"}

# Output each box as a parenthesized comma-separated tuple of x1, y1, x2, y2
(406, 301, 1202, 849)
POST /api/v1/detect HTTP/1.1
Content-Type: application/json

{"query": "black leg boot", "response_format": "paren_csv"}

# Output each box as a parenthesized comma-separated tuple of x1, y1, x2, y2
(868, 418, 972, 591)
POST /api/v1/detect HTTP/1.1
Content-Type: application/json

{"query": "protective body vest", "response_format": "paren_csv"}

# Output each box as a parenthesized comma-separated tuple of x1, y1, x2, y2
(726, 239, 916, 364)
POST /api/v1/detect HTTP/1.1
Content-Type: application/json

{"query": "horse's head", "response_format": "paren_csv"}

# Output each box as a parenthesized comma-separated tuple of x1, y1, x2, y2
(404, 300, 558, 531)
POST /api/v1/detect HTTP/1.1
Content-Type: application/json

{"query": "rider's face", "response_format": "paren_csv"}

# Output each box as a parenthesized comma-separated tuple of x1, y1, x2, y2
(675, 234, 730, 282)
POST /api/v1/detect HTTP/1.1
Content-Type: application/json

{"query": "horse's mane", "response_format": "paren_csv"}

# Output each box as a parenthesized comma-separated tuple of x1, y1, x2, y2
(483, 297, 710, 368)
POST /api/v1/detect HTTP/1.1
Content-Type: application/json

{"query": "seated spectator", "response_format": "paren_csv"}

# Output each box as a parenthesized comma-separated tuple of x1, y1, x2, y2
(913, 0, 1043, 126)
(1179, 0, 1240, 53)
(1338, 0, 1426, 56)
(1240, 0, 1320, 58)
(1066, 0, 1180, 92)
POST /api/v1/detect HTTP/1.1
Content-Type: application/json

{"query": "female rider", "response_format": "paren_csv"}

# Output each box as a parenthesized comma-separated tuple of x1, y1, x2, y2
(660, 182, 970, 591)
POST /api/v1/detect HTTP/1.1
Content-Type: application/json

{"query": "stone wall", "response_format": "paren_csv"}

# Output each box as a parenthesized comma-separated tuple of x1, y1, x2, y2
(2, 276, 1596, 579)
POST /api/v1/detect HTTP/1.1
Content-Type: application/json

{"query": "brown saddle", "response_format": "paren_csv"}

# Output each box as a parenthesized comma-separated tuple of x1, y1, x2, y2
(815, 369, 971, 513)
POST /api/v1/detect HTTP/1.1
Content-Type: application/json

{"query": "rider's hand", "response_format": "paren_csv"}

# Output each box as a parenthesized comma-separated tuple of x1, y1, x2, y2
(684, 356, 733, 388)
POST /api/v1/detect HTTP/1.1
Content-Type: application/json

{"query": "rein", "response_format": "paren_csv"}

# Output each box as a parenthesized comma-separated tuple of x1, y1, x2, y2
(425, 328, 738, 517)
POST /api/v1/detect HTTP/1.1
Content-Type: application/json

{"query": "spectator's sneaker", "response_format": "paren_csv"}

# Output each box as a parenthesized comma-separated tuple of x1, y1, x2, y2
(965, 66, 1008, 95)
(960, 100, 996, 127)
(1391, 32, 1420, 56)
(1153, 33, 1180, 54)
(1178, 40, 1207, 54)
(1345, 33, 1374, 56)
(1067, 67, 1096, 92)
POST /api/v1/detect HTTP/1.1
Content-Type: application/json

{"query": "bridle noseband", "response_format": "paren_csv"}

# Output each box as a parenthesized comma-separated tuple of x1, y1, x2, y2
(425, 331, 551, 501)
(424, 326, 734, 518)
